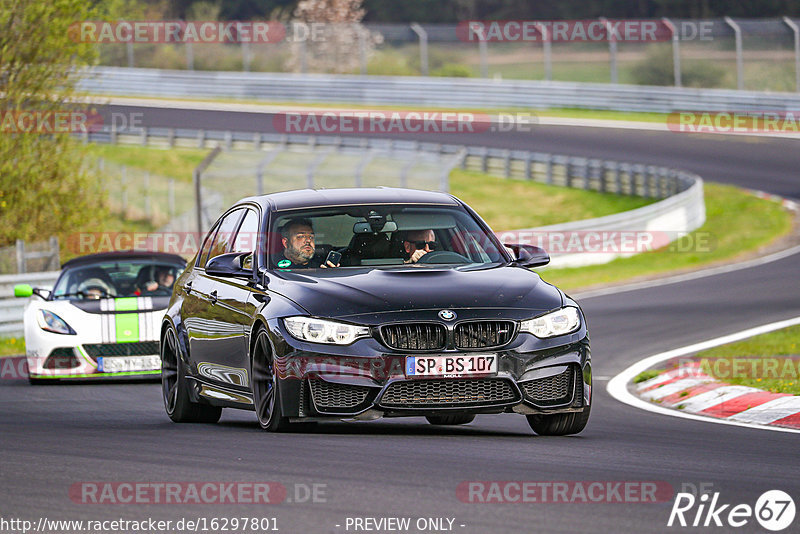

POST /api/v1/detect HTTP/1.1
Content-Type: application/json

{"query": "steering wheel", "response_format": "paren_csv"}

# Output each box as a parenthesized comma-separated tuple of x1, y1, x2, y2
(416, 250, 471, 264)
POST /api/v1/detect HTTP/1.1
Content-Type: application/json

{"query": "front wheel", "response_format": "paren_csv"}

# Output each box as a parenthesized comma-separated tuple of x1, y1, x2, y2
(251, 327, 290, 432)
(425, 414, 475, 425)
(161, 327, 221, 423)
(526, 406, 590, 436)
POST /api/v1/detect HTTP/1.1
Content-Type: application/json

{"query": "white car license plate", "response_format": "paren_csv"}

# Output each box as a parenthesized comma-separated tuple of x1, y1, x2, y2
(405, 354, 497, 378)
(97, 355, 161, 373)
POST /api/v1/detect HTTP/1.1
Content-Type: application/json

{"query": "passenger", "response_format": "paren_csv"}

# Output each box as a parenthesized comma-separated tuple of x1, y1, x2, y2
(277, 218, 338, 269)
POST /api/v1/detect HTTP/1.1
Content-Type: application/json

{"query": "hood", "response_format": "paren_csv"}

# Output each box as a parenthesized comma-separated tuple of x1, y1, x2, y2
(267, 265, 563, 319)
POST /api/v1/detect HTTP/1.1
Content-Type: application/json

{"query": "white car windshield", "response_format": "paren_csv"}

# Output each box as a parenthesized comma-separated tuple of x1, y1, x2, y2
(52, 260, 184, 299)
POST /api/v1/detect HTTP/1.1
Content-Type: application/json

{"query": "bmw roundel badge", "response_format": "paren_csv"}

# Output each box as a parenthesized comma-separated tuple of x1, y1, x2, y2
(438, 309, 456, 321)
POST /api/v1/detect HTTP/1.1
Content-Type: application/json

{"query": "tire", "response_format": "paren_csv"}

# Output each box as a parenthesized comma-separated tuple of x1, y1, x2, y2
(526, 406, 590, 436)
(251, 326, 290, 432)
(161, 327, 222, 423)
(425, 414, 476, 426)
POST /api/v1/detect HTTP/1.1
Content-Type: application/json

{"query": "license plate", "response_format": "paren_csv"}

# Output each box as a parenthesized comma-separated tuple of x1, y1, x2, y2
(405, 354, 497, 378)
(97, 355, 161, 373)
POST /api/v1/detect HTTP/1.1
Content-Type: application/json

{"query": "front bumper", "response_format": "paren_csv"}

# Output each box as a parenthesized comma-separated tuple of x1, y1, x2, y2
(267, 320, 591, 419)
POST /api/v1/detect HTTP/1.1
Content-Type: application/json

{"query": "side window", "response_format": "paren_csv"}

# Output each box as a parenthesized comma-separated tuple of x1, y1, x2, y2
(198, 225, 219, 268)
(232, 209, 260, 254)
(204, 209, 244, 268)
(232, 209, 260, 270)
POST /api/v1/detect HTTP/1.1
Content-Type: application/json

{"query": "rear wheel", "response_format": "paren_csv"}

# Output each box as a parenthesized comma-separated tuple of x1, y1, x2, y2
(252, 327, 290, 432)
(161, 327, 222, 423)
(526, 406, 590, 436)
(425, 414, 475, 426)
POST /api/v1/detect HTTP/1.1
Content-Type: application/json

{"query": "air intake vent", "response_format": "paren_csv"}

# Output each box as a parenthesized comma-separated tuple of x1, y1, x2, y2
(380, 378, 518, 408)
(454, 321, 515, 349)
(309, 379, 372, 413)
(82, 342, 159, 362)
(380, 323, 446, 351)
(521, 367, 575, 406)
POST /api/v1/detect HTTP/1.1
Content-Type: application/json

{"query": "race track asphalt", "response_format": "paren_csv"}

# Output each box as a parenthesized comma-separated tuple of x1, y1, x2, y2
(2, 105, 798, 534)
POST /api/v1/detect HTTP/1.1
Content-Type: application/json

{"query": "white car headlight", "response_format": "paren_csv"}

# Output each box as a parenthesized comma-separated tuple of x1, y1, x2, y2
(283, 316, 370, 345)
(37, 309, 76, 335)
(520, 307, 581, 338)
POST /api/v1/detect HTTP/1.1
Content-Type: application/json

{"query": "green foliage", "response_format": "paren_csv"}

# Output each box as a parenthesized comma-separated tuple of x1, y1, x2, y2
(0, 0, 106, 247)
(431, 63, 473, 77)
(632, 45, 726, 88)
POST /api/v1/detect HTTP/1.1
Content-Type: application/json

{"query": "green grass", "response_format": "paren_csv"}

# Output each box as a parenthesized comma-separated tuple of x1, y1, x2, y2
(0, 337, 25, 357)
(539, 183, 793, 291)
(88, 144, 208, 183)
(634, 370, 661, 384)
(693, 325, 800, 395)
(450, 168, 653, 229)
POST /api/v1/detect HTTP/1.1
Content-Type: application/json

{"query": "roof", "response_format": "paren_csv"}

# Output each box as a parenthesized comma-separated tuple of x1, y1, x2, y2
(238, 187, 460, 212)
(61, 250, 187, 270)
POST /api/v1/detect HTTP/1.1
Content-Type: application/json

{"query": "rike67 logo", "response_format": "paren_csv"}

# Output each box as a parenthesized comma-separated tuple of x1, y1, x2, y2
(668, 490, 795, 531)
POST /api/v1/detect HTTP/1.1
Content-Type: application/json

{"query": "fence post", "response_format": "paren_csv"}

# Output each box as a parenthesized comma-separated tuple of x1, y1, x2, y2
(15, 240, 25, 274)
(601, 18, 618, 84)
(168, 179, 175, 219)
(242, 40, 251, 72)
(357, 25, 368, 75)
(784, 17, 800, 92)
(410, 23, 429, 76)
(545, 154, 554, 185)
(194, 146, 222, 235)
(503, 150, 512, 178)
(725, 17, 744, 90)
(126, 42, 134, 68)
(524, 152, 533, 180)
(186, 41, 194, 71)
(167, 128, 175, 148)
(663, 17, 682, 87)
(536, 23, 552, 81)
(121, 166, 128, 217)
(48, 236, 60, 270)
(144, 171, 151, 219)
(140, 127, 148, 146)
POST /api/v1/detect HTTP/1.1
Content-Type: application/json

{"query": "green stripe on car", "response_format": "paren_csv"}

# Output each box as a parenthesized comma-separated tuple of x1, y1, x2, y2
(114, 298, 139, 343)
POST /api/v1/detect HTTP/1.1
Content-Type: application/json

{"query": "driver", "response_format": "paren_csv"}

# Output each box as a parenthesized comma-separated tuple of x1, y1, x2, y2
(77, 277, 115, 299)
(141, 266, 176, 295)
(403, 230, 436, 264)
(277, 218, 338, 269)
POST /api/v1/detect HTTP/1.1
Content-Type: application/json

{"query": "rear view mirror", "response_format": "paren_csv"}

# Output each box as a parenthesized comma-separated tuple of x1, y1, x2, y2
(353, 221, 398, 234)
(505, 244, 550, 268)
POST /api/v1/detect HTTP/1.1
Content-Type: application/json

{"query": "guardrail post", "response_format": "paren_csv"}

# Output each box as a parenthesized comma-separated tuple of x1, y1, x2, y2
(253, 132, 261, 150)
(614, 162, 623, 194)
(524, 152, 533, 180)
(503, 150, 512, 178)
(197, 129, 205, 149)
(725, 17, 744, 90)
(784, 17, 800, 92)
(581, 159, 590, 190)
(410, 23, 429, 76)
(224, 131, 233, 150)
(15, 240, 25, 274)
(167, 128, 175, 148)
(481, 147, 489, 173)
(565, 157, 574, 188)
(140, 127, 148, 146)
(110, 124, 117, 145)
(663, 18, 682, 87)
(546, 154, 554, 185)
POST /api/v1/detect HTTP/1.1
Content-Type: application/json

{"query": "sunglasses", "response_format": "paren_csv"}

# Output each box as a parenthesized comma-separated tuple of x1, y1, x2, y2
(409, 240, 437, 250)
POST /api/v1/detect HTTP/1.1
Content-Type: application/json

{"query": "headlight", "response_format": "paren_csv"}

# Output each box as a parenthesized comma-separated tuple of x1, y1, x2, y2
(283, 316, 370, 345)
(520, 307, 580, 338)
(37, 310, 76, 335)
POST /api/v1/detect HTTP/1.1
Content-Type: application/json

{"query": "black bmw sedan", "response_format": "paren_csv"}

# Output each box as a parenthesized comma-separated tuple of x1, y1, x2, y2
(161, 188, 591, 435)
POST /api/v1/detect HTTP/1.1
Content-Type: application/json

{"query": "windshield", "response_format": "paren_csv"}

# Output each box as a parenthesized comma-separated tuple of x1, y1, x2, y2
(52, 259, 185, 300)
(268, 204, 506, 270)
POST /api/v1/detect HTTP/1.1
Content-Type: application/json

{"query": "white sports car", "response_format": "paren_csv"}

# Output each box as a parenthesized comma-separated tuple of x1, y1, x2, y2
(14, 251, 185, 383)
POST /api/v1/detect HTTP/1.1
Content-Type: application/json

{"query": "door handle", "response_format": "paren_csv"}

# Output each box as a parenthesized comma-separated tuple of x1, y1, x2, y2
(184, 281, 192, 294)
(209, 290, 218, 304)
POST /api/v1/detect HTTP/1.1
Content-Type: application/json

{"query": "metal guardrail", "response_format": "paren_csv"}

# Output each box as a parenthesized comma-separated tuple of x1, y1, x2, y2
(0, 271, 59, 336)
(80, 67, 800, 113)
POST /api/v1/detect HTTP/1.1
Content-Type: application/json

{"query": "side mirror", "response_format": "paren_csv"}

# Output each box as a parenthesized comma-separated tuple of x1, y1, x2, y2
(14, 284, 50, 299)
(206, 252, 253, 278)
(14, 284, 33, 298)
(505, 244, 550, 268)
